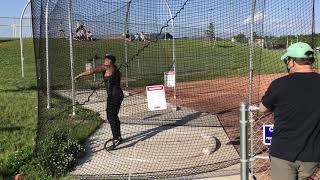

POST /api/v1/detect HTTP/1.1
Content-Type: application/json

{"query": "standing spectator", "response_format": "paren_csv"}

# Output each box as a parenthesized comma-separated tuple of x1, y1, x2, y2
(134, 33, 139, 41)
(86, 31, 93, 41)
(259, 42, 320, 180)
(58, 21, 65, 37)
(140, 31, 146, 42)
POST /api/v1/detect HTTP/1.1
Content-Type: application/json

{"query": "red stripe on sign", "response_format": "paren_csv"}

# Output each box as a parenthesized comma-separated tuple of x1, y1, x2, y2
(164, 72, 175, 75)
(146, 85, 164, 91)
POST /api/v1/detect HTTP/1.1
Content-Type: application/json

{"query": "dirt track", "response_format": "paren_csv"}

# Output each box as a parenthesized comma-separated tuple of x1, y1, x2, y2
(169, 73, 320, 179)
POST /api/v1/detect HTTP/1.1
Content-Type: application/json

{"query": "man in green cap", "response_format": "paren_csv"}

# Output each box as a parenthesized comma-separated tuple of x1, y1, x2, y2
(259, 42, 320, 180)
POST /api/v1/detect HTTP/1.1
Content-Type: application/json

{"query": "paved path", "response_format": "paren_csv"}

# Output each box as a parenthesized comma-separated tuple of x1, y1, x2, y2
(57, 90, 240, 179)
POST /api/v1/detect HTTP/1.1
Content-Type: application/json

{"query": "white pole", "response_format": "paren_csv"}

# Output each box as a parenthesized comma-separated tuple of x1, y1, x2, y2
(93, 57, 96, 82)
(68, 0, 76, 116)
(11, 24, 14, 37)
(248, 0, 256, 178)
(45, 0, 51, 109)
(124, 41, 128, 87)
(19, 0, 31, 78)
(124, 0, 131, 88)
(248, 0, 256, 107)
(164, 0, 176, 99)
(13, 24, 17, 37)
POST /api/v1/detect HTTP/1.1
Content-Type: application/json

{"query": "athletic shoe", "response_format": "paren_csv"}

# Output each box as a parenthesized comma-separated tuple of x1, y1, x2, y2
(106, 137, 123, 151)
(112, 137, 123, 146)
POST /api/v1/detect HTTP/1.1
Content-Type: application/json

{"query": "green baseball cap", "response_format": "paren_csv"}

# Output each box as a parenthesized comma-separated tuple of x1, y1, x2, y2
(281, 42, 314, 61)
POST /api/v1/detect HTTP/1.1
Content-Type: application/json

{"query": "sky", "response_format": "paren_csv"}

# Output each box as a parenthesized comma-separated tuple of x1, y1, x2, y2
(0, 0, 31, 37)
(0, 0, 319, 38)
(0, 0, 31, 18)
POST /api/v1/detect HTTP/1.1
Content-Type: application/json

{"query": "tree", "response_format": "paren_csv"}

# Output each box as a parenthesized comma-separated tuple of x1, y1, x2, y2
(253, 31, 258, 38)
(207, 22, 215, 42)
(234, 33, 246, 43)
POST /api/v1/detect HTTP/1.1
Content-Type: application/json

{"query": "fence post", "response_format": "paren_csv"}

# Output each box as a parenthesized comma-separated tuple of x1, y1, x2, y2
(240, 102, 249, 180)
(45, 0, 51, 109)
(19, 0, 31, 78)
(68, 0, 76, 116)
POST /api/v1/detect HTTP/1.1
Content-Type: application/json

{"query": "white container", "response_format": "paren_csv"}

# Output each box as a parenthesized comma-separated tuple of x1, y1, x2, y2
(85, 62, 92, 71)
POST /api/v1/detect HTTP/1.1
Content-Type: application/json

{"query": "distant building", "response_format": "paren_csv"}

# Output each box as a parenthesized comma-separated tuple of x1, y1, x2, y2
(148, 32, 173, 40)
(159, 32, 173, 40)
(254, 37, 265, 48)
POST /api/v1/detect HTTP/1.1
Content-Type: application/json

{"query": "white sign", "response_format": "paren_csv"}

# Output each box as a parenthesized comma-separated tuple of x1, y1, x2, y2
(263, 124, 274, 145)
(85, 63, 92, 71)
(146, 85, 167, 111)
(164, 71, 176, 87)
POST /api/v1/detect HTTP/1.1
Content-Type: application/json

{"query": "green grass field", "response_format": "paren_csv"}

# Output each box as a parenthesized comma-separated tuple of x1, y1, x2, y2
(0, 38, 37, 176)
(45, 38, 286, 90)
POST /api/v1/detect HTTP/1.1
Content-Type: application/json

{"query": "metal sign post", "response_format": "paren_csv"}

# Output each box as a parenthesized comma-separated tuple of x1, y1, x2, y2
(240, 102, 249, 180)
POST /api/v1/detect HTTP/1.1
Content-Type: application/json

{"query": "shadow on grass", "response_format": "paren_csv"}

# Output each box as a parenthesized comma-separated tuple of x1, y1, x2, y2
(0, 39, 15, 43)
(217, 44, 236, 48)
(0, 85, 38, 92)
(0, 126, 23, 131)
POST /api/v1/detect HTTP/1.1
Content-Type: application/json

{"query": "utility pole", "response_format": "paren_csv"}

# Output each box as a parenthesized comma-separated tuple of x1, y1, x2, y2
(11, 24, 17, 37)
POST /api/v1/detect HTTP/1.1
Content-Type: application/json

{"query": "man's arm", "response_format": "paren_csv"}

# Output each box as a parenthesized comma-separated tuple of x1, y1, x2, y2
(75, 66, 105, 80)
(259, 102, 269, 113)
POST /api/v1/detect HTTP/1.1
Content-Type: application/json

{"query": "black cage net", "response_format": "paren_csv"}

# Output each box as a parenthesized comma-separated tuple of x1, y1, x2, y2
(30, 0, 319, 179)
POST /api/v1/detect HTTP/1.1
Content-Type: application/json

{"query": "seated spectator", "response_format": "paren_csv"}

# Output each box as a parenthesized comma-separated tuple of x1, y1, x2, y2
(87, 31, 93, 41)
(75, 20, 87, 40)
(125, 30, 132, 41)
(76, 20, 84, 33)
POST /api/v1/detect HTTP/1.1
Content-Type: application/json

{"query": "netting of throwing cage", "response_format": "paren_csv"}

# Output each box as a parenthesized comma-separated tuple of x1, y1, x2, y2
(30, 0, 319, 179)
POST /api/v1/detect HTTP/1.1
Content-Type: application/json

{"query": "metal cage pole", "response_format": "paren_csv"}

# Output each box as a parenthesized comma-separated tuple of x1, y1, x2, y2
(164, 0, 176, 99)
(240, 102, 249, 180)
(248, 0, 256, 106)
(19, 0, 31, 78)
(68, 0, 76, 116)
(311, 0, 318, 71)
(124, 0, 131, 88)
(12, 24, 17, 38)
(248, 0, 257, 178)
(45, 0, 51, 109)
(93, 56, 96, 82)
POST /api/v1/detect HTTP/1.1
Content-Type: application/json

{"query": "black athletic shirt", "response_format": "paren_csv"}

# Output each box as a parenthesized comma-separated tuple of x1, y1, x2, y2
(103, 65, 123, 97)
(262, 72, 320, 162)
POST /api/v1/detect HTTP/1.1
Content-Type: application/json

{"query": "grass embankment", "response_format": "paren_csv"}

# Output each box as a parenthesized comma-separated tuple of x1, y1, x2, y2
(0, 39, 103, 179)
(0, 38, 37, 177)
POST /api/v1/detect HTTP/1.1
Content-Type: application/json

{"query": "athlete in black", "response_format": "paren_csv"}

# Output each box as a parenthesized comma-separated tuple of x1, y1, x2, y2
(75, 54, 124, 149)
